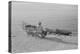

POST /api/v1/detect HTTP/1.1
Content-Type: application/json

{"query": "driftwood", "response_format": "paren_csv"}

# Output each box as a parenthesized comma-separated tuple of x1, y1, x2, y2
(55, 29, 72, 36)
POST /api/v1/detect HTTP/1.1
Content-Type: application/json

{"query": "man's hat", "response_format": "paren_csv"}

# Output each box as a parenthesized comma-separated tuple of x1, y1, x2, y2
(38, 22, 42, 25)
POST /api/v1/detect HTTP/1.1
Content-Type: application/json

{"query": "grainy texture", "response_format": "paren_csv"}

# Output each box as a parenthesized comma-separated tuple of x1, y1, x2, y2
(11, 1, 78, 53)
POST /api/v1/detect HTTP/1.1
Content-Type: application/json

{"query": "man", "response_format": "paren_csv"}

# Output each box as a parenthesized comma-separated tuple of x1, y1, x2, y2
(37, 22, 43, 33)
(36, 22, 47, 38)
(36, 22, 44, 37)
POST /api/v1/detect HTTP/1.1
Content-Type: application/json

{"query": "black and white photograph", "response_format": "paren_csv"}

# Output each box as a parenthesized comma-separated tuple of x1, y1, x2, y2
(9, 1, 78, 53)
